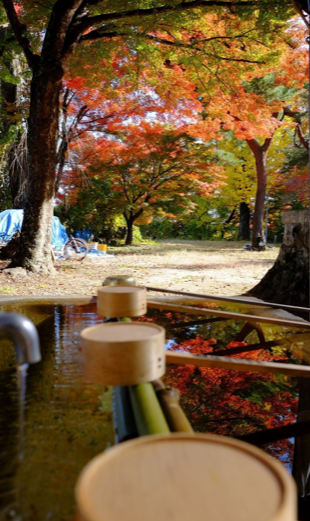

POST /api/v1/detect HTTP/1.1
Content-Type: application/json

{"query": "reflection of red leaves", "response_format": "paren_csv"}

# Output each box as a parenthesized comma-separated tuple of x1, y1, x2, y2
(170, 336, 216, 355)
(164, 336, 297, 468)
(227, 341, 247, 349)
(137, 315, 155, 323)
(231, 349, 288, 362)
(139, 311, 297, 468)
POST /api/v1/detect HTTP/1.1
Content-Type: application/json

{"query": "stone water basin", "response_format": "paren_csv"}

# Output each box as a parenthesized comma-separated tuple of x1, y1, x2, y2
(0, 295, 309, 520)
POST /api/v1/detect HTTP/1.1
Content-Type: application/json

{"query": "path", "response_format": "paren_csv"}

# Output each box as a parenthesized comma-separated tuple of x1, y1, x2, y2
(0, 240, 279, 297)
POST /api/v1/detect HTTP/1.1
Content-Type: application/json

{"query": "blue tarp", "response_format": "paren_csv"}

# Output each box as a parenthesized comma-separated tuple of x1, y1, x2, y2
(73, 229, 93, 242)
(0, 209, 69, 248)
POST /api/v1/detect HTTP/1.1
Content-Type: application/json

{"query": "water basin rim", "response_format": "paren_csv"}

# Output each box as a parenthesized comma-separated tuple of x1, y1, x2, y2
(0, 295, 95, 306)
(0, 294, 191, 307)
(0, 294, 305, 329)
(0, 293, 286, 308)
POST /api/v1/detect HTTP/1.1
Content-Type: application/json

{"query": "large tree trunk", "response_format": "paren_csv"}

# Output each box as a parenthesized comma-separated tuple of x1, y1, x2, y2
(238, 202, 250, 240)
(10, 62, 63, 272)
(248, 210, 309, 314)
(2, 0, 85, 272)
(247, 138, 272, 249)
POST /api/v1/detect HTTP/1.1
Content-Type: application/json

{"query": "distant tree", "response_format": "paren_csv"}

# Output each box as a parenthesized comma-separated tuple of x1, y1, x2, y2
(67, 123, 224, 244)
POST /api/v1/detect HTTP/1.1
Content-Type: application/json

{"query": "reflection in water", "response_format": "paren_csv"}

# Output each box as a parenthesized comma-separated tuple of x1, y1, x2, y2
(16, 363, 28, 517)
(0, 303, 114, 521)
(141, 308, 300, 468)
(0, 299, 310, 519)
(140, 305, 310, 518)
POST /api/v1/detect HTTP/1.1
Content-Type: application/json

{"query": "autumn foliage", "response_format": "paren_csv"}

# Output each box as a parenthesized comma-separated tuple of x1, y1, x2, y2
(141, 309, 298, 467)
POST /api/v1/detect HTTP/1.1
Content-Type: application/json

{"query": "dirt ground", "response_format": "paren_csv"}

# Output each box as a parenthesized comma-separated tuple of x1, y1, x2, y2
(0, 240, 279, 298)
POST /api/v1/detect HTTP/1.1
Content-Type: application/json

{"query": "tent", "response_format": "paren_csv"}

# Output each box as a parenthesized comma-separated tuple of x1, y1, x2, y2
(0, 209, 69, 248)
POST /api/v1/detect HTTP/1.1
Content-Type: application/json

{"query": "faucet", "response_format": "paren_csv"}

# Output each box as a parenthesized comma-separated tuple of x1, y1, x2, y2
(0, 312, 41, 365)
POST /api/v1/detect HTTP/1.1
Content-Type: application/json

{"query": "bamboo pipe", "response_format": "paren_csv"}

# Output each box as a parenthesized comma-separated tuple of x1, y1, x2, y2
(165, 351, 310, 378)
(146, 285, 310, 314)
(148, 300, 310, 329)
(152, 380, 193, 433)
(129, 383, 170, 436)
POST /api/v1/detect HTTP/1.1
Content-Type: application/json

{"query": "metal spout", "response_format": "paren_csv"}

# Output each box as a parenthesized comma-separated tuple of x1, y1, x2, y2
(0, 312, 41, 365)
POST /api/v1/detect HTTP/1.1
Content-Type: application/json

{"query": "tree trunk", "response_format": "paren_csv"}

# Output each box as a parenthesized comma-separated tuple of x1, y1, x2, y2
(221, 208, 236, 239)
(10, 62, 63, 272)
(247, 137, 273, 250)
(251, 147, 267, 249)
(2, 0, 85, 272)
(248, 210, 309, 315)
(124, 214, 134, 245)
(238, 202, 250, 240)
(124, 205, 144, 246)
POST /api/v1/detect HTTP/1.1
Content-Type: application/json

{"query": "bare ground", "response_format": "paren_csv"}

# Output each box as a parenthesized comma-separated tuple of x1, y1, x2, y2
(0, 240, 279, 298)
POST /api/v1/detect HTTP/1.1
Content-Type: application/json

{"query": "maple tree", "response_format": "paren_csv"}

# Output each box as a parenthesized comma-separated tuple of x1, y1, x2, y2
(54, 58, 203, 195)
(0, 0, 299, 270)
(211, 75, 306, 247)
(65, 122, 224, 244)
(218, 123, 294, 241)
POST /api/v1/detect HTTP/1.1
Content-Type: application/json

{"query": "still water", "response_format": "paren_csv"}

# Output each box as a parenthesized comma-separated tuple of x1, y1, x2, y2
(0, 299, 309, 520)
(0, 303, 114, 521)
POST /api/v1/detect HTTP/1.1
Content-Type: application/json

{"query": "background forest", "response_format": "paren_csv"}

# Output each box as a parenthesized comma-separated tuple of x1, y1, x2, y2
(0, 0, 308, 257)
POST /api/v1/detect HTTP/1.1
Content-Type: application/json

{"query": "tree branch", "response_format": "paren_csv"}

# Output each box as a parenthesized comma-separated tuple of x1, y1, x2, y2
(82, 0, 254, 29)
(246, 138, 260, 155)
(262, 136, 273, 153)
(247, 135, 273, 156)
(41, 0, 85, 63)
(282, 106, 309, 150)
(290, 0, 310, 28)
(2, 0, 35, 69)
(81, 30, 263, 64)
(296, 124, 309, 150)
